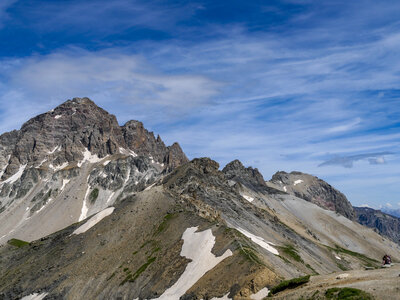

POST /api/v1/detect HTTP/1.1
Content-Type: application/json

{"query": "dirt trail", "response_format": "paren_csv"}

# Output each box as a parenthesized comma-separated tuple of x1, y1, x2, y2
(272, 264, 400, 299)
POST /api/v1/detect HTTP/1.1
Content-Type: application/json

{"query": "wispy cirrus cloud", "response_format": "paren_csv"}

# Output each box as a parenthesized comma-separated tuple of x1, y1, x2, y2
(0, 48, 220, 132)
(319, 152, 394, 168)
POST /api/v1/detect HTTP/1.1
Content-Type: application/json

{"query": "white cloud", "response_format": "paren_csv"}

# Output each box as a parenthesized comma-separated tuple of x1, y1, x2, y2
(359, 204, 370, 208)
(327, 118, 361, 133)
(0, 48, 220, 132)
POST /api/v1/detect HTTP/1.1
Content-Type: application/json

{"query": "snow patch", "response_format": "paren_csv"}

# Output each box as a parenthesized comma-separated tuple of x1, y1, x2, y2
(2, 164, 26, 184)
(36, 198, 53, 214)
(210, 294, 231, 300)
(106, 191, 115, 204)
(77, 149, 103, 167)
(78, 187, 91, 221)
(21, 293, 48, 300)
(294, 179, 303, 185)
(47, 146, 60, 154)
(61, 179, 70, 191)
(54, 115, 62, 119)
(335, 255, 341, 260)
(119, 147, 137, 157)
(49, 162, 68, 171)
(235, 227, 279, 255)
(283, 186, 287, 192)
(156, 227, 232, 300)
(37, 158, 47, 167)
(73, 207, 115, 235)
(145, 182, 157, 191)
(242, 195, 254, 202)
(250, 288, 270, 300)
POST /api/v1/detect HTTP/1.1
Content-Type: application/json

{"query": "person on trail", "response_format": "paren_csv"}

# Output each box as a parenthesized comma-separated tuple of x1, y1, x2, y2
(382, 254, 392, 265)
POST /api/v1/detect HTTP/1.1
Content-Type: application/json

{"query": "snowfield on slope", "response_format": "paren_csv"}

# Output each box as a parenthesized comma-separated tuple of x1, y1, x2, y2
(157, 227, 232, 300)
(73, 207, 115, 235)
(242, 194, 254, 202)
(2, 164, 27, 184)
(235, 227, 279, 255)
(21, 293, 48, 300)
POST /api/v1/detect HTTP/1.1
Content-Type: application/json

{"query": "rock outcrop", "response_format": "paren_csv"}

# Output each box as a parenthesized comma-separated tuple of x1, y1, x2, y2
(269, 171, 355, 220)
(354, 206, 400, 244)
(222, 160, 282, 194)
(0, 97, 187, 182)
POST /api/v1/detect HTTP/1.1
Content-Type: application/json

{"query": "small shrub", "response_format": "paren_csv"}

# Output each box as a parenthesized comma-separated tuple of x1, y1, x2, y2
(7, 238, 29, 248)
(268, 275, 310, 296)
(281, 244, 303, 263)
(238, 244, 264, 265)
(154, 213, 176, 235)
(325, 287, 374, 299)
(89, 188, 99, 203)
(120, 256, 157, 285)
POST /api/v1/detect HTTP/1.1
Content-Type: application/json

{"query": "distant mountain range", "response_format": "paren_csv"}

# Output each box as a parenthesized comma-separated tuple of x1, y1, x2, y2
(0, 98, 399, 300)
(382, 207, 400, 218)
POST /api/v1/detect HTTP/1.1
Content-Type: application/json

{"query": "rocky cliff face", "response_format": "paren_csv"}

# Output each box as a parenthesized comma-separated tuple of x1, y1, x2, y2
(269, 171, 355, 220)
(222, 160, 283, 196)
(0, 97, 187, 244)
(354, 206, 400, 245)
(0, 97, 187, 182)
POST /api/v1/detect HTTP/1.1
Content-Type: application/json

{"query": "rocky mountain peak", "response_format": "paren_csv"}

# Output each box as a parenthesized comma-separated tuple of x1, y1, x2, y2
(0, 97, 188, 181)
(222, 159, 267, 192)
(269, 171, 355, 220)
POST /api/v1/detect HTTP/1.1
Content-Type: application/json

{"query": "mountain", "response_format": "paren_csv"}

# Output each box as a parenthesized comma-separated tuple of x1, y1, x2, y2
(382, 207, 400, 218)
(0, 98, 399, 299)
(354, 206, 400, 244)
(266, 170, 400, 246)
(267, 171, 355, 220)
(0, 97, 187, 244)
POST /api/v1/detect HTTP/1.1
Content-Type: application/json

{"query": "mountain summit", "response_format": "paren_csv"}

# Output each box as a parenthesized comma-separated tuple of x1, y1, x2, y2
(0, 98, 399, 300)
(0, 97, 187, 181)
(0, 97, 187, 243)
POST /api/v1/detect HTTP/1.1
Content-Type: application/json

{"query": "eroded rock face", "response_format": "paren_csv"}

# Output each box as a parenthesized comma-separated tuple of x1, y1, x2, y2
(0, 97, 187, 243)
(354, 206, 400, 245)
(270, 171, 355, 220)
(1, 97, 187, 182)
(222, 160, 283, 194)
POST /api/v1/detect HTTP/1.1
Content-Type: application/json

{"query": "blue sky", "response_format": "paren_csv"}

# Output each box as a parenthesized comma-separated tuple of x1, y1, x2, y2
(0, 0, 400, 209)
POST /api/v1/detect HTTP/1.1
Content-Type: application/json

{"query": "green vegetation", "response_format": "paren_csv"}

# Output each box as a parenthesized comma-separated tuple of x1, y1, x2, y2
(120, 256, 157, 285)
(268, 275, 310, 296)
(337, 262, 348, 271)
(325, 287, 374, 299)
(238, 243, 264, 265)
(106, 272, 116, 281)
(305, 263, 319, 275)
(327, 245, 379, 268)
(154, 213, 176, 235)
(89, 188, 99, 203)
(7, 238, 29, 248)
(280, 244, 303, 263)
